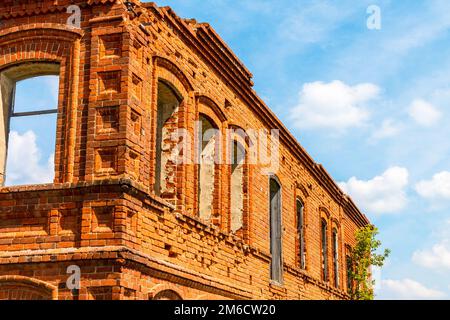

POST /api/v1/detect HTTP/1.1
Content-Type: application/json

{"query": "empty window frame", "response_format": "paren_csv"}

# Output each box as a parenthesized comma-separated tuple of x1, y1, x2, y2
(346, 246, 353, 293)
(152, 290, 182, 300)
(321, 219, 329, 282)
(332, 228, 339, 288)
(296, 199, 306, 269)
(230, 140, 246, 235)
(269, 177, 283, 283)
(198, 114, 218, 222)
(0, 63, 59, 186)
(155, 80, 182, 198)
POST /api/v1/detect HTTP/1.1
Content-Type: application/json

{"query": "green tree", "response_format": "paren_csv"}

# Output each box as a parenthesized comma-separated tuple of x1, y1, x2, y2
(348, 225, 390, 300)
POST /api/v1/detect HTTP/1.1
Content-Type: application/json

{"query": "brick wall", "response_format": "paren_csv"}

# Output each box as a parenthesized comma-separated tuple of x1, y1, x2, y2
(0, 0, 370, 300)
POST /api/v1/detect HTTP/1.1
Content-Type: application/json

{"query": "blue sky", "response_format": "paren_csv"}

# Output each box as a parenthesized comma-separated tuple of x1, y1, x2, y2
(6, 76, 57, 186)
(10, 0, 450, 299)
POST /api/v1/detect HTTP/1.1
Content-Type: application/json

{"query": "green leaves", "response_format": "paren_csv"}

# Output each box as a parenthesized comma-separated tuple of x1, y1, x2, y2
(348, 225, 390, 300)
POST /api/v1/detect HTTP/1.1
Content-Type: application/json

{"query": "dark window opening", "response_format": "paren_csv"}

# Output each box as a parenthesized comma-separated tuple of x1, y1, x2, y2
(296, 199, 306, 269)
(332, 228, 339, 288)
(155, 80, 181, 197)
(152, 290, 182, 300)
(269, 177, 283, 283)
(198, 114, 218, 222)
(230, 140, 245, 234)
(321, 219, 328, 282)
(346, 251, 353, 293)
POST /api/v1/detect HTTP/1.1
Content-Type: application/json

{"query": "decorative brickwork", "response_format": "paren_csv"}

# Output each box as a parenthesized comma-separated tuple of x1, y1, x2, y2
(0, 0, 370, 300)
(0, 276, 57, 300)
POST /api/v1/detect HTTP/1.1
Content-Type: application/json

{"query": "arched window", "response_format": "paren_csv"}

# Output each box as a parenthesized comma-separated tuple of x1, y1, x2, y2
(332, 228, 339, 288)
(0, 276, 57, 300)
(0, 63, 59, 186)
(155, 80, 182, 198)
(198, 114, 218, 222)
(321, 219, 329, 282)
(269, 177, 283, 283)
(346, 245, 353, 293)
(230, 140, 246, 235)
(296, 199, 306, 269)
(152, 290, 182, 300)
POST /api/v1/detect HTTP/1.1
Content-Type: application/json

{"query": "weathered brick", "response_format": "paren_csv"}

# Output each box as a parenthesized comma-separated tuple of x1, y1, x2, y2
(0, 0, 370, 300)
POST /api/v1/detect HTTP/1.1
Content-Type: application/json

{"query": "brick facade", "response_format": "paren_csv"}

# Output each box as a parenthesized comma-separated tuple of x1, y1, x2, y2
(0, 0, 370, 300)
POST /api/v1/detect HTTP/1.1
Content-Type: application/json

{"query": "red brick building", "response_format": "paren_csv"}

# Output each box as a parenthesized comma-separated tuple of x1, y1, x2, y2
(0, 0, 369, 300)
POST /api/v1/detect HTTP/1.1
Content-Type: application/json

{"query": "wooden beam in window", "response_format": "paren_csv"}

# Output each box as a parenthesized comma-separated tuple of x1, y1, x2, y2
(11, 109, 57, 117)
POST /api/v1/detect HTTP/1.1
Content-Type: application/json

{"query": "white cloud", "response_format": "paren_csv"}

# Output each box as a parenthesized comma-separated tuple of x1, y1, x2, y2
(413, 240, 450, 271)
(380, 279, 446, 300)
(408, 99, 441, 127)
(416, 171, 450, 201)
(5, 131, 54, 186)
(338, 167, 409, 215)
(370, 119, 402, 141)
(412, 219, 450, 271)
(290, 80, 379, 131)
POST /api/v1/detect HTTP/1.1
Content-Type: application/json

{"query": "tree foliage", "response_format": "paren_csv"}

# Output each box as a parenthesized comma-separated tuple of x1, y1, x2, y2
(348, 225, 390, 300)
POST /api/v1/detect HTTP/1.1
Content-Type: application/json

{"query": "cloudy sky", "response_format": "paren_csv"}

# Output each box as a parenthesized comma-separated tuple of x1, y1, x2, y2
(7, 75, 57, 186)
(11, 0, 450, 299)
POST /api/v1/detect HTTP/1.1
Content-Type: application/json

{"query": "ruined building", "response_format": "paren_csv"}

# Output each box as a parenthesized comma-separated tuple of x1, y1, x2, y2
(0, 0, 370, 300)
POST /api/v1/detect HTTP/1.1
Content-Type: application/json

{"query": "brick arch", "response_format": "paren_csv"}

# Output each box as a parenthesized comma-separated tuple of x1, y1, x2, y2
(269, 173, 282, 189)
(295, 182, 310, 199)
(320, 206, 331, 220)
(196, 95, 227, 124)
(152, 290, 183, 300)
(0, 23, 83, 70)
(0, 23, 82, 184)
(158, 78, 184, 102)
(228, 124, 254, 148)
(0, 23, 83, 39)
(331, 217, 341, 229)
(148, 284, 184, 300)
(0, 276, 58, 300)
(154, 56, 193, 96)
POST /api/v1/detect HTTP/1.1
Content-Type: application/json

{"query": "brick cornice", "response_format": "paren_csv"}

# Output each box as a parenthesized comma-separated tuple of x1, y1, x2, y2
(0, 0, 124, 23)
(0, 0, 95, 20)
